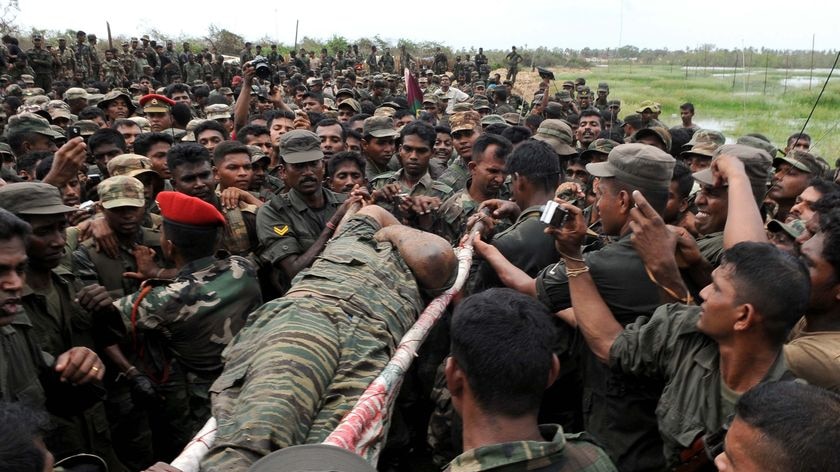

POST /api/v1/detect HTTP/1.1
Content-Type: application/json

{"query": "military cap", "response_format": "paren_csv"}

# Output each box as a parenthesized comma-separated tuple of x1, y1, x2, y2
(772, 150, 824, 177)
(581, 138, 621, 161)
(160, 128, 187, 141)
(75, 120, 101, 136)
(98, 176, 145, 209)
(736, 135, 778, 157)
(337, 98, 361, 113)
(587, 143, 675, 191)
(335, 88, 356, 100)
(106, 154, 161, 182)
(0, 74, 9, 82)
(684, 129, 725, 149)
(545, 102, 564, 117)
(76, 30, 86, 37)
(632, 126, 672, 153)
(577, 87, 591, 98)
(449, 111, 482, 133)
(205, 103, 231, 121)
(0, 142, 13, 157)
(248, 145, 270, 165)
(86, 93, 105, 107)
(635, 100, 661, 114)
(249, 444, 376, 472)
(575, 77, 586, 85)
(121, 41, 129, 47)
(680, 141, 718, 159)
(473, 99, 492, 111)
(0, 182, 76, 215)
(480, 114, 508, 127)
(767, 218, 805, 239)
(50, 125, 66, 139)
(306, 77, 323, 87)
(97, 90, 136, 115)
(278, 129, 323, 164)
(693, 144, 772, 203)
(4, 84, 21, 96)
(373, 106, 396, 118)
(87, 34, 96, 40)
(141, 34, 150, 41)
(451, 102, 473, 113)
(139, 94, 175, 113)
(561, 80, 575, 88)
(502, 112, 522, 126)
(20, 74, 35, 84)
(5, 113, 63, 139)
(46, 99, 71, 112)
(48, 107, 73, 122)
(533, 119, 576, 156)
(422, 94, 439, 105)
(363, 116, 399, 138)
(556, 90, 572, 103)
(597, 82, 609, 92)
(23, 94, 49, 106)
(156, 191, 225, 227)
(607, 99, 621, 107)
(218, 87, 233, 95)
(473, 81, 486, 88)
(128, 116, 151, 132)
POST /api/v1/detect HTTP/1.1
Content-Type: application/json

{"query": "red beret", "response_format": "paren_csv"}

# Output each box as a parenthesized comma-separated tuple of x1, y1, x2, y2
(138, 93, 176, 110)
(156, 191, 225, 227)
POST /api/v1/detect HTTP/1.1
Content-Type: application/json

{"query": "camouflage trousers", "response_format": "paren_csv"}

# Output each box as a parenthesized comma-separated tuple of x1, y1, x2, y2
(201, 296, 397, 471)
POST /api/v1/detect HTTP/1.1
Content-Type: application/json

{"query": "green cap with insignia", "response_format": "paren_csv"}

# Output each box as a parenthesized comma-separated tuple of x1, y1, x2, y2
(533, 119, 576, 156)
(767, 218, 805, 239)
(586, 143, 675, 191)
(98, 175, 146, 209)
(773, 150, 827, 177)
(0, 182, 76, 215)
(692, 144, 772, 204)
(581, 138, 621, 161)
(279, 129, 323, 164)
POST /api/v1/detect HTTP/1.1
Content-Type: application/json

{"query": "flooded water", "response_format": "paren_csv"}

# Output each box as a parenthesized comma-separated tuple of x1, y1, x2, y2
(781, 75, 838, 88)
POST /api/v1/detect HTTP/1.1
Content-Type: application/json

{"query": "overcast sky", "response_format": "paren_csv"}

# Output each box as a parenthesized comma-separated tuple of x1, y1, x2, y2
(13, 0, 840, 52)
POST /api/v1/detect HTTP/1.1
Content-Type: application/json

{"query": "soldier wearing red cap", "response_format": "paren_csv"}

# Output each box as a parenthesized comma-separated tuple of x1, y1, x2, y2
(114, 191, 262, 447)
(139, 94, 176, 132)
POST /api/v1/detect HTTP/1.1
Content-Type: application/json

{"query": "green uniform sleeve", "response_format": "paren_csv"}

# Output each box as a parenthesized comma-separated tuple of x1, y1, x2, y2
(71, 243, 100, 287)
(255, 200, 304, 265)
(609, 303, 702, 378)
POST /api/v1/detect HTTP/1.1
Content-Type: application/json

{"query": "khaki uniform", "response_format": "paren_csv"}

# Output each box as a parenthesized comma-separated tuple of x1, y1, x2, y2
(784, 318, 840, 393)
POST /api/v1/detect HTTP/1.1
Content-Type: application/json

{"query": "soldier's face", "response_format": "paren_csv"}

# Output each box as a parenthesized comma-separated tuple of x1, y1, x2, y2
(269, 117, 294, 146)
(147, 112, 172, 133)
(281, 159, 324, 196)
(769, 163, 810, 202)
(469, 150, 506, 196)
(576, 116, 601, 146)
(0, 236, 27, 325)
(106, 98, 131, 121)
(197, 130, 225, 156)
(244, 133, 272, 156)
(171, 91, 191, 105)
(434, 132, 452, 159)
(452, 128, 479, 160)
(328, 162, 365, 193)
(316, 124, 346, 158)
(172, 161, 214, 202)
(214, 152, 253, 191)
(399, 135, 432, 178)
(104, 205, 145, 237)
(23, 213, 68, 270)
(116, 124, 141, 152)
(361, 136, 395, 166)
(146, 142, 172, 179)
(694, 184, 728, 235)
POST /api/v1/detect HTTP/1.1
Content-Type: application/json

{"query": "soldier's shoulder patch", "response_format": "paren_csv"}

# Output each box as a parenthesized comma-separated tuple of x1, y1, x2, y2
(273, 225, 290, 237)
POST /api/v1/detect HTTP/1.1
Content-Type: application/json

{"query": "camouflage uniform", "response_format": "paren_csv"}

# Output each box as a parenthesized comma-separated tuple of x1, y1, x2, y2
(434, 189, 481, 246)
(119, 50, 136, 81)
(369, 169, 452, 217)
(184, 61, 203, 84)
(444, 425, 616, 472)
(114, 253, 262, 439)
(73, 42, 92, 80)
(381, 51, 395, 73)
(505, 50, 523, 83)
(101, 59, 126, 88)
(56, 46, 76, 80)
(203, 214, 428, 471)
(26, 46, 54, 91)
(436, 158, 469, 193)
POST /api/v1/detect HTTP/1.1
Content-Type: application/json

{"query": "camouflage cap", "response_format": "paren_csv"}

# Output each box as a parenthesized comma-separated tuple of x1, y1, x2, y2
(335, 88, 356, 99)
(581, 138, 621, 161)
(577, 87, 592, 98)
(422, 94, 439, 105)
(0, 182, 76, 215)
(533, 119, 576, 156)
(449, 111, 482, 133)
(106, 154, 161, 182)
(75, 120, 100, 136)
(684, 129, 725, 148)
(501, 112, 522, 126)
(23, 94, 50, 107)
(473, 81, 486, 88)
(736, 135, 778, 158)
(249, 444, 376, 472)
(586, 143, 676, 191)
(5, 84, 21, 96)
(128, 116, 151, 132)
(680, 140, 719, 159)
(597, 82, 609, 92)
(767, 218, 805, 239)
(773, 150, 826, 177)
(607, 99, 621, 107)
(473, 99, 492, 111)
(98, 175, 146, 209)
(247, 145, 270, 165)
(451, 102, 473, 112)
(480, 114, 508, 127)
(693, 144, 772, 203)
(556, 90, 572, 102)
(279, 129, 323, 164)
(337, 98, 361, 113)
(632, 126, 672, 153)
(372, 106, 396, 118)
(363, 116, 399, 138)
(5, 113, 63, 139)
(20, 74, 34, 84)
(205, 103, 231, 121)
(635, 100, 660, 113)
(86, 93, 105, 107)
(46, 99, 71, 112)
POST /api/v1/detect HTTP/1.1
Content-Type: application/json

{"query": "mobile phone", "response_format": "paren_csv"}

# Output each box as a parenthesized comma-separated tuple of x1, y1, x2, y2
(540, 200, 569, 227)
(67, 126, 82, 140)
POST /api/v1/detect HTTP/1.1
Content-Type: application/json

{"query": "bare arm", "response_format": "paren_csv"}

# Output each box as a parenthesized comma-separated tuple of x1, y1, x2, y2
(233, 64, 255, 133)
(473, 234, 536, 296)
(714, 154, 769, 248)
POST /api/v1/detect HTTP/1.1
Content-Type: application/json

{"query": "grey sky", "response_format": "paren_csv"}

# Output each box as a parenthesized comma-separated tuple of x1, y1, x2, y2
(14, 0, 840, 52)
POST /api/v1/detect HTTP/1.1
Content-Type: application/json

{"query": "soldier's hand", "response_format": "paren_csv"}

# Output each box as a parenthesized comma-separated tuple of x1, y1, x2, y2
(402, 195, 440, 216)
(124, 245, 160, 281)
(143, 463, 183, 472)
(129, 372, 163, 409)
(464, 210, 495, 240)
(55, 346, 104, 384)
(629, 190, 679, 274)
(543, 199, 586, 259)
(669, 224, 704, 269)
(711, 153, 747, 186)
(41, 137, 87, 188)
(242, 62, 256, 82)
(84, 217, 120, 259)
(348, 185, 372, 204)
(220, 187, 245, 210)
(75, 284, 114, 313)
(479, 198, 520, 220)
(293, 109, 311, 130)
(371, 183, 402, 203)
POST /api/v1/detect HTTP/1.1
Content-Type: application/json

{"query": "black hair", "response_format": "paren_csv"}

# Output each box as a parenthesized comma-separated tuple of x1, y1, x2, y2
(602, 177, 669, 215)
(505, 140, 561, 193)
(165, 83, 191, 98)
(524, 114, 543, 130)
(814, 193, 840, 280)
(787, 132, 811, 147)
(192, 85, 210, 99)
(212, 140, 251, 165)
(668, 127, 693, 158)
(399, 121, 436, 148)
(434, 125, 452, 135)
(598, 128, 625, 141)
(78, 106, 106, 121)
(679, 102, 694, 113)
(472, 133, 512, 165)
(579, 109, 604, 126)
(111, 118, 140, 131)
(302, 91, 324, 104)
(346, 129, 363, 142)
(671, 160, 693, 200)
(265, 109, 295, 129)
(34, 155, 55, 181)
(623, 114, 644, 129)
(483, 123, 509, 136)
(327, 151, 366, 178)
(722, 242, 810, 345)
(0, 402, 49, 472)
(0, 208, 31, 243)
(500, 125, 533, 145)
(307, 111, 324, 127)
(733, 381, 840, 472)
(16, 151, 51, 178)
(807, 177, 840, 197)
(348, 113, 371, 128)
(7, 131, 43, 158)
(87, 128, 127, 153)
(167, 142, 211, 172)
(133, 132, 175, 157)
(393, 109, 414, 121)
(236, 124, 270, 144)
(194, 119, 229, 141)
(314, 119, 347, 141)
(450, 288, 557, 416)
(171, 103, 193, 128)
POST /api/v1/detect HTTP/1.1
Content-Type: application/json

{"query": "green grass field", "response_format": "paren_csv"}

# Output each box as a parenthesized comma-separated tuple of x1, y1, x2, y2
(503, 64, 840, 162)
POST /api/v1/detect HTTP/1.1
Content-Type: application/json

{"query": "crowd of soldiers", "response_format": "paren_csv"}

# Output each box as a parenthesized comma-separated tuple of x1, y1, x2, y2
(0, 30, 838, 472)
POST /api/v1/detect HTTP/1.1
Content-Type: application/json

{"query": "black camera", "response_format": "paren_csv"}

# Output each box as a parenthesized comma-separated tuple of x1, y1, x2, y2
(540, 200, 568, 227)
(251, 55, 272, 80)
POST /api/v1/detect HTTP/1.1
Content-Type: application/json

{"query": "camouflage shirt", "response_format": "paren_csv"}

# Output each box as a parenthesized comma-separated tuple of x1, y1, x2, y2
(370, 169, 453, 216)
(437, 157, 470, 193)
(445, 424, 616, 472)
(114, 253, 261, 377)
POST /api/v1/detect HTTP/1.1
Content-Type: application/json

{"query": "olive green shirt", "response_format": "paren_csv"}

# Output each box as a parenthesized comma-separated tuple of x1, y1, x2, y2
(610, 303, 792, 466)
(696, 231, 724, 267)
(370, 169, 452, 216)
